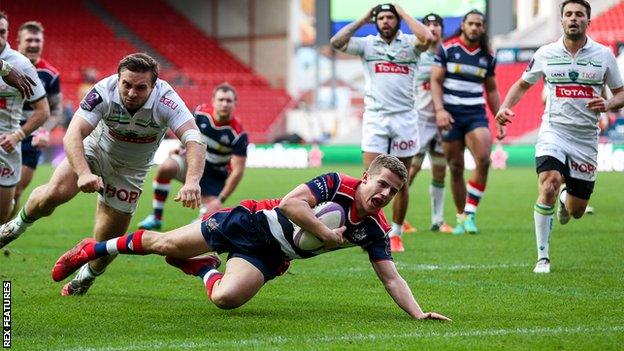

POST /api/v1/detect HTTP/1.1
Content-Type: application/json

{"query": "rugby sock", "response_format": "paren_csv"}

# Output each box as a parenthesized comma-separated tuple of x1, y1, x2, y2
(390, 222, 402, 237)
(14, 207, 38, 229)
(75, 263, 103, 281)
(464, 180, 485, 214)
(92, 230, 147, 258)
(201, 269, 224, 300)
(559, 188, 568, 208)
(534, 204, 554, 260)
(152, 178, 171, 220)
(430, 180, 445, 224)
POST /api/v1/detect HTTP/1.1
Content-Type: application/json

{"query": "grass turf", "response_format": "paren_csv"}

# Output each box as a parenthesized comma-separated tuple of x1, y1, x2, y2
(2, 165, 623, 350)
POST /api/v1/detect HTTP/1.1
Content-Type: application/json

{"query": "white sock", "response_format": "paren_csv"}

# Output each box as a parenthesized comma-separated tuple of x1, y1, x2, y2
(75, 264, 101, 281)
(429, 183, 445, 224)
(389, 222, 402, 237)
(559, 188, 568, 207)
(534, 204, 554, 260)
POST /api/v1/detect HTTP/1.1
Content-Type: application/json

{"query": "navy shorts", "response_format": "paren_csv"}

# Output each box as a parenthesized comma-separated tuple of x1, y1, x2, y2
(200, 167, 227, 197)
(21, 135, 41, 170)
(442, 105, 489, 142)
(200, 206, 290, 281)
(536, 155, 594, 200)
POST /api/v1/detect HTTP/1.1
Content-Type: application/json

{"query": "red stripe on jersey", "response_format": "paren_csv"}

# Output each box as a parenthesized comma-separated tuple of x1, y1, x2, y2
(195, 104, 246, 134)
(239, 199, 282, 212)
(35, 58, 60, 77)
(443, 37, 481, 54)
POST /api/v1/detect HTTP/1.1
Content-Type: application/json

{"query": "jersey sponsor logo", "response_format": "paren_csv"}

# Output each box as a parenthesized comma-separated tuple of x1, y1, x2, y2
(525, 58, 535, 72)
(391, 139, 417, 151)
(569, 160, 596, 175)
(582, 72, 599, 80)
(0, 166, 15, 179)
(104, 184, 140, 204)
(108, 129, 158, 143)
(375, 62, 410, 74)
(555, 85, 593, 98)
(159, 96, 178, 110)
(568, 70, 579, 81)
(0, 98, 5, 109)
(421, 81, 431, 90)
(550, 71, 566, 78)
(79, 88, 103, 111)
(350, 227, 367, 242)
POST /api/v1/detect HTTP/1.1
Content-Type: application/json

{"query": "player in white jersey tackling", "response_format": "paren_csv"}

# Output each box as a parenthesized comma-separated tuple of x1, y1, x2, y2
(330, 3, 433, 252)
(407, 13, 453, 233)
(496, 0, 624, 273)
(0, 53, 206, 294)
(0, 11, 50, 224)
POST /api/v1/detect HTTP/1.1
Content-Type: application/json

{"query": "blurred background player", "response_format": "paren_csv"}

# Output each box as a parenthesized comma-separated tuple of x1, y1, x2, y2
(138, 83, 248, 230)
(330, 3, 433, 252)
(496, 0, 624, 273)
(53, 155, 450, 321)
(430, 9, 504, 235)
(0, 53, 206, 296)
(11, 21, 62, 219)
(0, 11, 50, 224)
(406, 13, 453, 234)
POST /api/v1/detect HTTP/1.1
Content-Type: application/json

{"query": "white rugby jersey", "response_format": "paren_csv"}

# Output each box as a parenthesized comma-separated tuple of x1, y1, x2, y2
(345, 31, 422, 114)
(0, 44, 46, 134)
(77, 74, 193, 168)
(522, 36, 623, 132)
(414, 50, 436, 123)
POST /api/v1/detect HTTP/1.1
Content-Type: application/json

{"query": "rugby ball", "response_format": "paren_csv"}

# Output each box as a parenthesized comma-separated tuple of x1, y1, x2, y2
(292, 202, 345, 251)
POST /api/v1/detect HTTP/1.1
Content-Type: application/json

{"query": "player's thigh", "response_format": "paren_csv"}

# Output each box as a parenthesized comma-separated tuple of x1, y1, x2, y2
(465, 127, 492, 162)
(157, 221, 211, 257)
(443, 140, 465, 165)
(43, 158, 80, 201)
(93, 200, 133, 240)
(212, 257, 265, 306)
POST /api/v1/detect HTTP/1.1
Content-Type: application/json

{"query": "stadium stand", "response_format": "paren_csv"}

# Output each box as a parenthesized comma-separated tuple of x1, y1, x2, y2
(588, 1, 624, 47)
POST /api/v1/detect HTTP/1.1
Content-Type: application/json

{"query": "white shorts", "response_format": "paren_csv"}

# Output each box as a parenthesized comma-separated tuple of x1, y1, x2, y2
(416, 119, 444, 155)
(535, 122, 598, 182)
(0, 145, 21, 187)
(84, 142, 148, 214)
(361, 110, 419, 158)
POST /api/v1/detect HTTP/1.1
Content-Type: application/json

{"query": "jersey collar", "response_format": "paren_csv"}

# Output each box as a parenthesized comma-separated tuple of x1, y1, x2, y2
(557, 35, 595, 54)
(375, 30, 404, 44)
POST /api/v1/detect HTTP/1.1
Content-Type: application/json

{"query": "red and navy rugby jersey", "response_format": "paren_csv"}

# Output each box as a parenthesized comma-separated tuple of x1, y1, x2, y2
(21, 58, 60, 121)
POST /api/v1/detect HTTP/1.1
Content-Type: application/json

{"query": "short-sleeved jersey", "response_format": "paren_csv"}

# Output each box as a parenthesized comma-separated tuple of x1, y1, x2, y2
(434, 37, 496, 111)
(414, 50, 436, 123)
(245, 173, 392, 262)
(345, 31, 422, 114)
(522, 36, 623, 133)
(76, 74, 193, 168)
(194, 104, 248, 175)
(0, 44, 46, 134)
(21, 58, 60, 121)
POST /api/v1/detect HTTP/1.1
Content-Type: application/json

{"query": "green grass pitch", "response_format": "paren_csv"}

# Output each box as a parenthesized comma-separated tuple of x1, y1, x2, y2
(2, 165, 623, 350)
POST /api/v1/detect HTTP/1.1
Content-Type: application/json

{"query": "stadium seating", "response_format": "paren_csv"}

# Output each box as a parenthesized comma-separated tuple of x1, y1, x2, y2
(588, 1, 624, 47)
(489, 62, 545, 141)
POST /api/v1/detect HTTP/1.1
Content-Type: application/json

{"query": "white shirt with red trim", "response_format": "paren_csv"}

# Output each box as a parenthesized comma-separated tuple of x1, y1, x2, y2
(76, 74, 193, 167)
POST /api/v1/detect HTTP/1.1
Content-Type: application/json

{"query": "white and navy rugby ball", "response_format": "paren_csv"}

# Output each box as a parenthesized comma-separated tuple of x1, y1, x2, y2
(293, 202, 345, 251)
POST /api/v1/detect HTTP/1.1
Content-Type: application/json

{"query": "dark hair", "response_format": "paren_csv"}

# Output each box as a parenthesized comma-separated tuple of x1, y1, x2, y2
(0, 11, 7, 21)
(560, 0, 591, 19)
(18, 21, 44, 41)
(452, 9, 490, 52)
(117, 53, 159, 85)
(212, 82, 237, 101)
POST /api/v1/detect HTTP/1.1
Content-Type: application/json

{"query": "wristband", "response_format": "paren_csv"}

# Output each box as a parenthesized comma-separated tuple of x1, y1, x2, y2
(0, 61, 12, 77)
(13, 129, 26, 141)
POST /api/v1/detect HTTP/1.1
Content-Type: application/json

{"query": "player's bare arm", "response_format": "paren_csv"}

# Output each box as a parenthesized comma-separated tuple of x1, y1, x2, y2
(0, 60, 37, 99)
(279, 184, 346, 249)
(173, 119, 205, 209)
(63, 114, 102, 193)
(484, 76, 505, 140)
(430, 66, 453, 130)
(329, 8, 372, 51)
(495, 79, 533, 126)
(371, 259, 451, 321)
(587, 86, 624, 113)
(0, 97, 49, 153)
(393, 4, 433, 48)
(40, 92, 63, 133)
(217, 155, 246, 204)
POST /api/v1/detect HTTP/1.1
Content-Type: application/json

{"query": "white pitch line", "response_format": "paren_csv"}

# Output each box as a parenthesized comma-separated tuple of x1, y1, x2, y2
(334, 262, 530, 273)
(64, 325, 624, 351)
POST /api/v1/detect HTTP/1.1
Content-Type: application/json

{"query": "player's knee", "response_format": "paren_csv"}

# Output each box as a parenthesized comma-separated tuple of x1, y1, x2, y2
(447, 160, 464, 177)
(157, 159, 178, 179)
(210, 291, 244, 309)
(474, 154, 491, 169)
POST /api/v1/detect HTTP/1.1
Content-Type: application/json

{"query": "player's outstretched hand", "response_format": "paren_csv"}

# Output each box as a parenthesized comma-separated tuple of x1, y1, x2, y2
(77, 173, 103, 193)
(495, 108, 515, 126)
(175, 182, 201, 209)
(323, 225, 346, 250)
(3, 66, 36, 99)
(417, 312, 452, 321)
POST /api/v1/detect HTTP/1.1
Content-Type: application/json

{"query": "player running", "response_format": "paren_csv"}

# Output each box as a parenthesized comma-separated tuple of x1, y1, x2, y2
(495, 0, 624, 273)
(138, 83, 248, 229)
(0, 53, 206, 295)
(53, 155, 450, 321)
